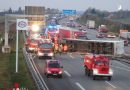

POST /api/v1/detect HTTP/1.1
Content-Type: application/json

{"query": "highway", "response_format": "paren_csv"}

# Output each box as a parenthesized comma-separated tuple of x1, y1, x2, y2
(31, 52, 130, 90)
(24, 17, 130, 90)
(59, 17, 130, 55)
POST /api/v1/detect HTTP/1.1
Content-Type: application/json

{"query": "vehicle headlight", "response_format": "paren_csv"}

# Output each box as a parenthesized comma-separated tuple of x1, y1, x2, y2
(93, 69, 98, 74)
(38, 52, 43, 55)
(109, 69, 113, 75)
(47, 70, 51, 73)
(49, 53, 54, 56)
(59, 71, 62, 74)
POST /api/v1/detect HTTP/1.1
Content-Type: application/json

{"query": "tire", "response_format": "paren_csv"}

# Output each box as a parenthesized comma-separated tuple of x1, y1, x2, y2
(46, 74, 49, 78)
(38, 56, 41, 59)
(93, 76, 96, 80)
(85, 69, 87, 75)
(88, 70, 91, 76)
(58, 75, 62, 78)
(108, 76, 112, 81)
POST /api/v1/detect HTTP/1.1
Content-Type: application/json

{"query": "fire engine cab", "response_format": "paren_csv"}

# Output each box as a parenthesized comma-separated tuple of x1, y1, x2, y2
(83, 54, 113, 80)
(36, 39, 54, 58)
(25, 38, 39, 53)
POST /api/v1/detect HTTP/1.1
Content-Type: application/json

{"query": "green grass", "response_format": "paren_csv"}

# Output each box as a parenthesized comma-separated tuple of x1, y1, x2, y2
(0, 16, 5, 23)
(0, 31, 37, 89)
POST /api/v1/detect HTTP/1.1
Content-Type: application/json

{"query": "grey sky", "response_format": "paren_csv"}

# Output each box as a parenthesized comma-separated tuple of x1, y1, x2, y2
(0, 0, 129, 12)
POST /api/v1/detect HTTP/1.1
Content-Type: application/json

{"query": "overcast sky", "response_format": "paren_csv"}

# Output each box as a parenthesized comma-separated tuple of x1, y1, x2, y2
(0, 0, 129, 12)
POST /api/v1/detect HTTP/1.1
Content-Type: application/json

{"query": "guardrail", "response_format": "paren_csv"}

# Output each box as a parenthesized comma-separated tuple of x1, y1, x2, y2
(23, 48, 49, 90)
(60, 26, 79, 31)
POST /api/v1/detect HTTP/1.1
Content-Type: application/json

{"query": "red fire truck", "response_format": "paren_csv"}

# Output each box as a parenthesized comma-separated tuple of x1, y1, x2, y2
(83, 53, 113, 80)
(25, 37, 39, 52)
(47, 26, 87, 45)
(36, 39, 54, 59)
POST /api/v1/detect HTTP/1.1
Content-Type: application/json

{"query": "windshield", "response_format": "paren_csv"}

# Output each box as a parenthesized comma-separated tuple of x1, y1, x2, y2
(39, 43, 53, 49)
(31, 39, 38, 44)
(48, 62, 60, 68)
(95, 61, 108, 66)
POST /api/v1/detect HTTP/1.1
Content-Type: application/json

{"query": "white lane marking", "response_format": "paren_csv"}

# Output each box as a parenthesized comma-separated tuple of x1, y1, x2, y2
(105, 81, 116, 88)
(69, 53, 74, 58)
(77, 52, 83, 58)
(75, 82, 86, 90)
(64, 70, 71, 77)
(111, 65, 130, 72)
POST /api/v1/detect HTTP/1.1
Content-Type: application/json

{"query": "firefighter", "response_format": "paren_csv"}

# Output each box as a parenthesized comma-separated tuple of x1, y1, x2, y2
(63, 44, 68, 53)
(59, 44, 63, 55)
(54, 43, 59, 54)
(54, 35, 58, 44)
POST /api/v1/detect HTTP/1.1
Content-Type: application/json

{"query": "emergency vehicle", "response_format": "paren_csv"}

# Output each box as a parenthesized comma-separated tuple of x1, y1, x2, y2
(83, 53, 113, 80)
(25, 38, 39, 52)
(36, 39, 54, 58)
(44, 60, 63, 78)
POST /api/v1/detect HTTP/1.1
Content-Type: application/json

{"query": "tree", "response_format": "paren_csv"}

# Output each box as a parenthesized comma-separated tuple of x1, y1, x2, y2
(8, 7, 12, 14)
(18, 7, 23, 14)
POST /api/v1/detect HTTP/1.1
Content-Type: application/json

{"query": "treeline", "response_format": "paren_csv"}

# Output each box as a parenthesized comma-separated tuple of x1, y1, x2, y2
(0, 7, 60, 16)
(0, 7, 23, 16)
(78, 8, 130, 32)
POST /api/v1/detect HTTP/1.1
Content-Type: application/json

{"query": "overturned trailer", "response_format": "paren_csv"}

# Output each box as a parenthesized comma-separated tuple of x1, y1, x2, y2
(64, 38, 124, 56)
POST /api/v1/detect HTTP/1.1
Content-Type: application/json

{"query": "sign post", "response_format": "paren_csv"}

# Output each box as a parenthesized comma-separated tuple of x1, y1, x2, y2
(16, 19, 28, 73)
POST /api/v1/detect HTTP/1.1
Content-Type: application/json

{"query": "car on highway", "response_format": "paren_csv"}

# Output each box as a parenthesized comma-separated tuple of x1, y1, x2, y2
(96, 33, 106, 38)
(107, 34, 116, 38)
(44, 60, 63, 78)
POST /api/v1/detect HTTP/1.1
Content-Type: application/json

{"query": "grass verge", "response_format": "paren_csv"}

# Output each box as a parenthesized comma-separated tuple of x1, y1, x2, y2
(0, 31, 37, 90)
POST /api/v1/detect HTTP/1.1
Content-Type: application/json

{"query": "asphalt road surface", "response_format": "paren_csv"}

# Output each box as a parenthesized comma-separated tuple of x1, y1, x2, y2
(32, 52, 130, 90)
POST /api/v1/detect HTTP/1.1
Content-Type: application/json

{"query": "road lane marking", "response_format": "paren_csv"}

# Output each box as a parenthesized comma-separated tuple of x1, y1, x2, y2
(69, 53, 74, 58)
(75, 82, 86, 90)
(105, 81, 116, 88)
(64, 70, 71, 77)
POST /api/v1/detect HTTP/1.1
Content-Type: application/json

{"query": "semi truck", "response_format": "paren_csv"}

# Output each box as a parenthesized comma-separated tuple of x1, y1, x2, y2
(58, 26, 87, 40)
(63, 38, 124, 56)
(83, 53, 113, 80)
(86, 20, 95, 29)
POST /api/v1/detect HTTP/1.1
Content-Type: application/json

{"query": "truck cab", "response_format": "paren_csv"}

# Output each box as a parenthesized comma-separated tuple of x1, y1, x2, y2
(25, 38, 39, 52)
(84, 54, 113, 80)
(36, 39, 54, 58)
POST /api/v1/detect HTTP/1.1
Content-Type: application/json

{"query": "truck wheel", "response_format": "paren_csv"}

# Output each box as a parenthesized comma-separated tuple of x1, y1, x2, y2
(88, 70, 91, 76)
(58, 75, 62, 78)
(108, 76, 112, 81)
(93, 76, 96, 80)
(46, 74, 49, 78)
(85, 69, 87, 75)
(38, 56, 42, 59)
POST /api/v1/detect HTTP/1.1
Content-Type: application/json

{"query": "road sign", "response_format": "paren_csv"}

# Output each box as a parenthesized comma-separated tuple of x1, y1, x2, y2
(62, 10, 76, 15)
(17, 19, 28, 30)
